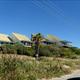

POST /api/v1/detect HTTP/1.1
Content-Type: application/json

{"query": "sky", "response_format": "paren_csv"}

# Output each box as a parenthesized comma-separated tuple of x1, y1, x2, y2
(0, 0, 80, 47)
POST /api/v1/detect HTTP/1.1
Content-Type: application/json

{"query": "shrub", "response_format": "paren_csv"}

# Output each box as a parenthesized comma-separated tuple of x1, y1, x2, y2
(0, 43, 35, 57)
(23, 47, 35, 56)
(39, 45, 53, 57)
(1, 44, 17, 54)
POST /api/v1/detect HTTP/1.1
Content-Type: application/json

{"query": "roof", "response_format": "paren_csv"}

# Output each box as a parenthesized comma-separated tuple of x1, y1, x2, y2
(12, 32, 31, 42)
(47, 34, 61, 42)
(0, 33, 11, 42)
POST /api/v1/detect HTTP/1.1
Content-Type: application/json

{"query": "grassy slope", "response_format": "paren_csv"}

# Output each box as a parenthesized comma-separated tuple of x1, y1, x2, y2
(0, 54, 80, 80)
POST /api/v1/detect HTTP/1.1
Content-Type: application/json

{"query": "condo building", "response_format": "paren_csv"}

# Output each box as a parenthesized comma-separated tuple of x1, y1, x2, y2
(0, 32, 71, 47)
(0, 33, 12, 45)
(10, 32, 32, 47)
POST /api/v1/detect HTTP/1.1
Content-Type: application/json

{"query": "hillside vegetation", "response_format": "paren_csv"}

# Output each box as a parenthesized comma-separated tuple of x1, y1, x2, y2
(0, 54, 80, 80)
(0, 43, 80, 58)
(0, 43, 80, 80)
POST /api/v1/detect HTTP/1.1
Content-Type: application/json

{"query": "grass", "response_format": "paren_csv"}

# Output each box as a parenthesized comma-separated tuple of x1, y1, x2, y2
(0, 54, 80, 80)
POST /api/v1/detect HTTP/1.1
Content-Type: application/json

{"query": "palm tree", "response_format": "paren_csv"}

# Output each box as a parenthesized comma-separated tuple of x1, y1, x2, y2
(31, 33, 43, 59)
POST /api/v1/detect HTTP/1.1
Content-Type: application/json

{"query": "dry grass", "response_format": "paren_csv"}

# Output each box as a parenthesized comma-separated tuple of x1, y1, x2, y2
(0, 54, 80, 80)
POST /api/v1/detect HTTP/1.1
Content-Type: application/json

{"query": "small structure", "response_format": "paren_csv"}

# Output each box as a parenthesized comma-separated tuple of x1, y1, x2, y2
(10, 32, 32, 47)
(0, 33, 12, 45)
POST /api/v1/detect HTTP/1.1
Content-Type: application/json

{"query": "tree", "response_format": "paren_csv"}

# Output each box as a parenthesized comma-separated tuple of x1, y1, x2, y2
(31, 33, 43, 59)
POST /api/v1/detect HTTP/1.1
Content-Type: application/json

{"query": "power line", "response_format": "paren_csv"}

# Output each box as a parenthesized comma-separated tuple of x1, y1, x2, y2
(46, 0, 65, 17)
(31, 0, 65, 17)
(31, 0, 55, 16)
(31, 0, 72, 26)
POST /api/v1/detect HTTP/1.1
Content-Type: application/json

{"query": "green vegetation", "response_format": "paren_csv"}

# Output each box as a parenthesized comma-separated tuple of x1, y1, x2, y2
(0, 33, 80, 59)
(0, 43, 35, 56)
(0, 43, 80, 59)
(0, 33, 80, 79)
(0, 55, 80, 80)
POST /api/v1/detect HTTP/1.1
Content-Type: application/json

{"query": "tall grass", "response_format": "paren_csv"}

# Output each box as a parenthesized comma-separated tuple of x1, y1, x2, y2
(0, 54, 78, 80)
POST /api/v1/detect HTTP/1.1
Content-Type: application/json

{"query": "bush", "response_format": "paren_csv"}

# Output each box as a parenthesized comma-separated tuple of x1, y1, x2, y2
(1, 44, 17, 54)
(39, 45, 53, 57)
(57, 47, 77, 58)
(0, 43, 80, 58)
(0, 43, 35, 57)
(70, 47, 80, 55)
(23, 47, 35, 56)
(13, 43, 35, 56)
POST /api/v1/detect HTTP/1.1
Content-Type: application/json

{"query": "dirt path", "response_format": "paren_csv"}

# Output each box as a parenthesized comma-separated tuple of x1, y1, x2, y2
(52, 70, 80, 80)
(41, 70, 80, 80)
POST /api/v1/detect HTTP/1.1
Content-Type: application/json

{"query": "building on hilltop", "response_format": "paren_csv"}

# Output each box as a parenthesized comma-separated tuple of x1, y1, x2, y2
(47, 34, 61, 42)
(46, 34, 61, 45)
(40, 38, 54, 45)
(0, 32, 72, 47)
(46, 34, 72, 47)
(10, 32, 32, 47)
(0, 33, 12, 45)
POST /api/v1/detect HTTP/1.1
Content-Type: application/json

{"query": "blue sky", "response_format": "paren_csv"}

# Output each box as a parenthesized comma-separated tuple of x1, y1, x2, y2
(0, 0, 80, 47)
